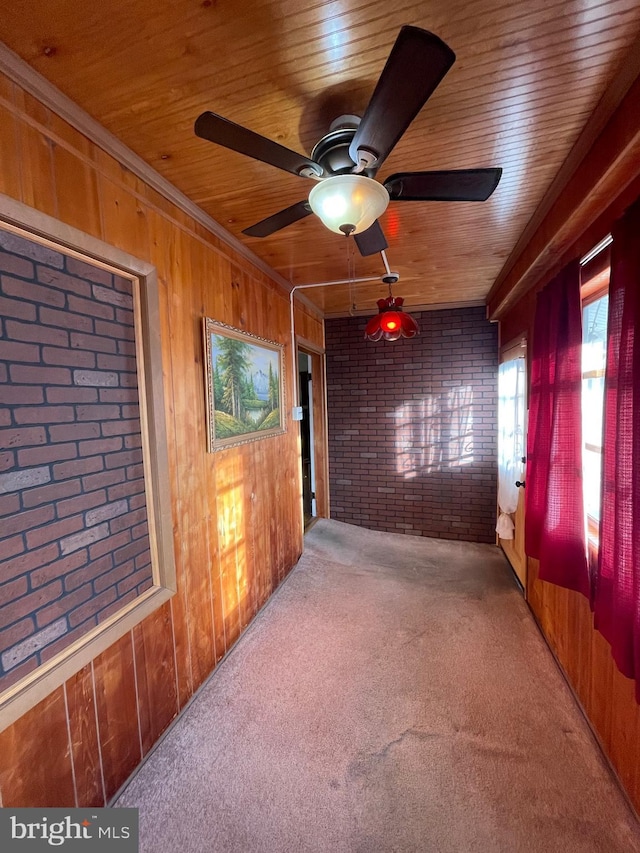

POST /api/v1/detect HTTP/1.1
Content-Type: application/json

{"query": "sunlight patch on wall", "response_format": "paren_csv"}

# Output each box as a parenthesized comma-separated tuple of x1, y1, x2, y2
(394, 386, 475, 477)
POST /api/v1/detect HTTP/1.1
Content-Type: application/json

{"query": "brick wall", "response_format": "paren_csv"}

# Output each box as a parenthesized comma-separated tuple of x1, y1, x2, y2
(325, 306, 498, 543)
(0, 230, 152, 693)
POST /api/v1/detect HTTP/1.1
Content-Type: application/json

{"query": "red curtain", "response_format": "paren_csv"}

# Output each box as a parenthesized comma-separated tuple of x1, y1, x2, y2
(525, 259, 590, 596)
(593, 198, 640, 696)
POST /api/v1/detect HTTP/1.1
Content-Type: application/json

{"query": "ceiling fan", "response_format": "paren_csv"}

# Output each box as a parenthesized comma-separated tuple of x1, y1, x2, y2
(194, 26, 502, 257)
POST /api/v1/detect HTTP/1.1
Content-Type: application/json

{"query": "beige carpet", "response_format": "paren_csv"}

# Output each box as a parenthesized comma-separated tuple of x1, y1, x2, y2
(116, 519, 640, 852)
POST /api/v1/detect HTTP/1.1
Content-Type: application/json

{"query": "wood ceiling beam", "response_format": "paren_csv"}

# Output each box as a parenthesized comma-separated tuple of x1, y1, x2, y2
(487, 48, 640, 322)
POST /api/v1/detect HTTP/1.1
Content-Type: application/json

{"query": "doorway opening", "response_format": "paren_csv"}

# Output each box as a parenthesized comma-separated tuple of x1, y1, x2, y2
(298, 350, 316, 528)
(497, 339, 527, 590)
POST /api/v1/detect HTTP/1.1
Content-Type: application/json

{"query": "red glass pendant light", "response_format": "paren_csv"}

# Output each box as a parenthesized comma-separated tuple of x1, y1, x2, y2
(364, 286, 419, 342)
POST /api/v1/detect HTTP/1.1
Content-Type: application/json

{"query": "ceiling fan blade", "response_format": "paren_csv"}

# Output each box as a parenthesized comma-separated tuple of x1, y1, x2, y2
(354, 220, 388, 256)
(349, 27, 455, 171)
(242, 201, 313, 237)
(195, 111, 323, 178)
(384, 168, 503, 201)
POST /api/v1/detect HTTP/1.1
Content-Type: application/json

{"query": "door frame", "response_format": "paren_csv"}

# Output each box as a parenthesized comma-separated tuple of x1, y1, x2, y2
(296, 336, 330, 521)
(498, 336, 528, 591)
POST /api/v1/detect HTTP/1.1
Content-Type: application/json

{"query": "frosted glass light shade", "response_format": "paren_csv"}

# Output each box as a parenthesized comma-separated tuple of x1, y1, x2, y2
(308, 175, 389, 235)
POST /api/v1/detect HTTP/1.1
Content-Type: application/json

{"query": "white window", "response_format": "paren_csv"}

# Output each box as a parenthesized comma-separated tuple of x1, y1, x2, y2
(580, 243, 610, 545)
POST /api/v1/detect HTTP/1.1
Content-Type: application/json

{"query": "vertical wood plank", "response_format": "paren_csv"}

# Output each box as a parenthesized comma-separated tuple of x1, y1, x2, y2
(0, 80, 304, 814)
(52, 142, 102, 237)
(93, 633, 141, 800)
(17, 120, 57, 217)
(0, 102, 21, 200)
(65, 664, 105, 808)
(133, 602, 179, 755)
(0, 688, 75, 806)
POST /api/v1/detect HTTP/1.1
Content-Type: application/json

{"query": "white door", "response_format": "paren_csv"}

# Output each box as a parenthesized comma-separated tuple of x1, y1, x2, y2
(497, 344, 527, 588)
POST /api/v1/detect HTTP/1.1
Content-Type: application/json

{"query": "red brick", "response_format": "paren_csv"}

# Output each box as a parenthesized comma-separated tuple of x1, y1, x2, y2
(0, 425, 47, 449)
(3, 275, 66, 307)
(113, 275, 131, 294)
(0, 575, 30, 612)
(97, 588, 137, 623)
(107, 479, 144, 501)
(42, 346, 96, 368)
(0, 385, 45, 405)
(30, 547, 88, 587)
(22, 478, 81, 509)
(92, 284, 132, 308)
(26, 514, 84, 550)
(89, 529, 131, 560)
(70, 331, 117, 354)
(110, 507, 147, 534)
(76, 404, 120, 421)
(64, 553, 112, 591)
(82, 469, 124, 493)
(65, 257, 113, 286)
(79, 437, 123, 456)
(0, 494, 20, 516)
(0, 578, 62, 624)
(0, 409, 10, 427)
(101, 419, 140, 436)
(0, 252, 33, 278)
(0, 295, 37, 322)
(0, 541, 59, 584)
(0, 504, 55, 538)
(105, 449, 142, 470)
(0, 616, 34, 656)
(0, 450, 14, 472)
(35, 582, 93, 629)
(40, 305, 93, 333)
(117, 565, 153, 596)
(94, 559, 135, 593)
(94, 318, 135, 340)
(114, 536, 149, 566)
(14, 405, 75, 425)
(67, 293, 115, 320)
(0, 340, 41, 362)
(37, 265, 92, 297)
(49, 422, 100, 442)
(99, 388, 138, 404)
(6, 318, 68, 346)
(69, 587, 117, 628)
(9, 364, 72, 385)
(115, 308, 134, 327)
(45, 387, 98, 404)
(56, 490, 107, 519)
(53, 456, 104, 480)
(96, 353, 135, 371)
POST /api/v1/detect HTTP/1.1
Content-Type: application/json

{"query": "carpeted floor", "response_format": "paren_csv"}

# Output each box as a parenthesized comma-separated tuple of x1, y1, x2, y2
(116, 519, 640, 852)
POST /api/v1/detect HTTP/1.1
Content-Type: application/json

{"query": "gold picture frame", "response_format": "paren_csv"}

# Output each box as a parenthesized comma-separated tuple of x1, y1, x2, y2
(203, 318, 285, 452)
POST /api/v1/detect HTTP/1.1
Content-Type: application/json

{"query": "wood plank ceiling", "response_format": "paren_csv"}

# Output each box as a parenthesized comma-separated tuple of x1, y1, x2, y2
(1, 0, 639, 317)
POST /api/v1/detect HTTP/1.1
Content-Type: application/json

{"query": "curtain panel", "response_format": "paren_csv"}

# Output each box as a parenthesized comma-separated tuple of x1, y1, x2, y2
(525, 259, 590, 596)
(593, 197, 640, 697)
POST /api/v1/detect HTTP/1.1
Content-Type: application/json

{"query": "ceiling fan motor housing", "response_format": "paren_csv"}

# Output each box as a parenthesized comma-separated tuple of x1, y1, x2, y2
(310, 116, 376, 177)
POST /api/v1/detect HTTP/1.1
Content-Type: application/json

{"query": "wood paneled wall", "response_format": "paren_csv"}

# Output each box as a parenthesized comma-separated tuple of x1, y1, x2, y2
(499, 178, 640, 815)
(0, 73, 324, 807)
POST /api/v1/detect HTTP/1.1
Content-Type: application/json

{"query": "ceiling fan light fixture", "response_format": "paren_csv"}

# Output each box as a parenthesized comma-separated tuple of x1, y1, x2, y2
(364, 294, 419, 342)
(308, 175, 389, 235)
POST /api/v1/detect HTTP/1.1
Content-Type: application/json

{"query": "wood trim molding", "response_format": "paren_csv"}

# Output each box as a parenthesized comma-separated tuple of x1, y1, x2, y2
(323, 298, 485, 319)
(487, 46, 640, 321)
(0, 193, 177, 732)
(0, 40, 294, 296)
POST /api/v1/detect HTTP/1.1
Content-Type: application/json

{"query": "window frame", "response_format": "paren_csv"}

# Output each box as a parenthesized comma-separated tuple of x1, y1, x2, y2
(579, 245, 610, 553)
(0, 193, 176, 733)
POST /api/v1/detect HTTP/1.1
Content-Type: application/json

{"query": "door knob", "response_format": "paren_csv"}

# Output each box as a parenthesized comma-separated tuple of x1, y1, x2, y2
(515, 480, 525, 488)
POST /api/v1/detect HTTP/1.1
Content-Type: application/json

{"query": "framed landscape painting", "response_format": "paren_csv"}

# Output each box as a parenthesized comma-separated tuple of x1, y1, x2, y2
(203, 318, 285, 451)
